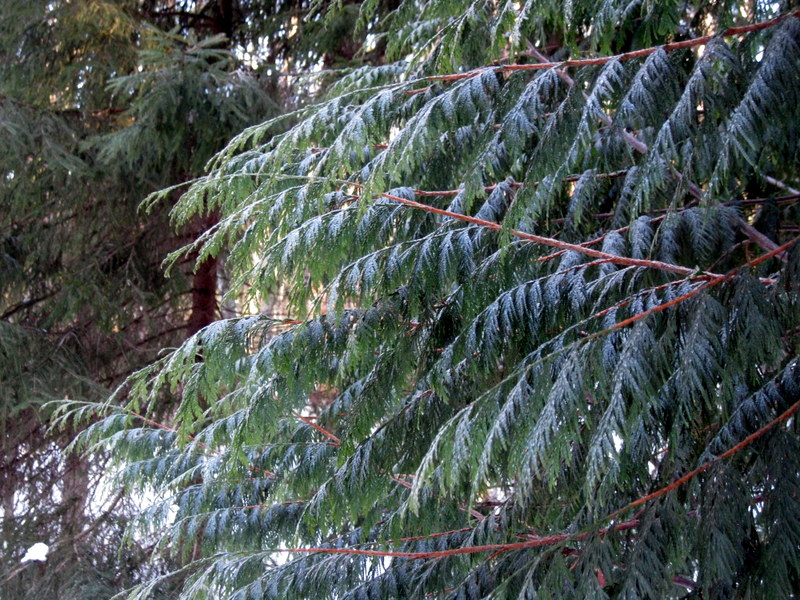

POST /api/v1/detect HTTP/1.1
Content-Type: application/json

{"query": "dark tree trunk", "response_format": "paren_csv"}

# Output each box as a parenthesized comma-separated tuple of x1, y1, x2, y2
(186, 214, 219, 336)
(62, 452, 88, 538)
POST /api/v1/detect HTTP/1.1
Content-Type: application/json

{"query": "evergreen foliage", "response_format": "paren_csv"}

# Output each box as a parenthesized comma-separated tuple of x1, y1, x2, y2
(0, 0, 350, 596)
(60, 1, 800, 598)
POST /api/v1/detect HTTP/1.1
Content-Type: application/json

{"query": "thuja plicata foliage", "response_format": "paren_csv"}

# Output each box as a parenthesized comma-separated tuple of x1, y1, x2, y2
(60, 2, 800, 598)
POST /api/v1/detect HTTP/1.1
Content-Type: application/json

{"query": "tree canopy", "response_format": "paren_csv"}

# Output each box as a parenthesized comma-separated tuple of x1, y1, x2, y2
(11, 0, 800, 598)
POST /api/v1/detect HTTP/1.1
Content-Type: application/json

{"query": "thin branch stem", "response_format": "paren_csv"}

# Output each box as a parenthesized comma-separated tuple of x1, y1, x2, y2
(610, 395, 800, 518)
(424, 10, 799, 84)
(379, 191, 709, 277)
(594, 235, 797, 333)
(293, 412, 341, 445)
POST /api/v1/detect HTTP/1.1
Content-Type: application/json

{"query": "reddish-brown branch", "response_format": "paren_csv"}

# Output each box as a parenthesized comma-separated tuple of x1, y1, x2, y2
(424, 10, 799, 84)
(610, 396, 800, 519)
(379, 191, 705, 277)
(272, 389, 800, 560)
(273, 518, 641, 559)
(581, 235, 796, 335)
(609, 277, 722, 330)
(293, 412, 342, 445)
(378, 209, 787, 349)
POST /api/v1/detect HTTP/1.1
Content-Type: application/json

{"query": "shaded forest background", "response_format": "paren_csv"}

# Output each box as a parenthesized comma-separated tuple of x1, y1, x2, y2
(1, 1, 387, 596)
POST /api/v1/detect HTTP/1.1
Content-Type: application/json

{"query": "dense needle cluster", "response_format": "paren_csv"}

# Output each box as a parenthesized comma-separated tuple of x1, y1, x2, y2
(64, 2, 800, 598)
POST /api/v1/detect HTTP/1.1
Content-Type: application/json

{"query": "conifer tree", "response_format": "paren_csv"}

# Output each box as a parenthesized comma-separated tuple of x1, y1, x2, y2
(0, 1, 358, 596)
(65, 1, 799, 598)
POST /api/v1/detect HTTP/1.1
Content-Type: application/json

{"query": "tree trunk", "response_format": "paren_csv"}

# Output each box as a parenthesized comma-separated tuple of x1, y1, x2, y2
(186, 214, 219, 336)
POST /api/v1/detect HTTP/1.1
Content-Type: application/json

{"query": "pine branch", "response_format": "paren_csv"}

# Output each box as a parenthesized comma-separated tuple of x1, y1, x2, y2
(255, 390, 800, 562)
(425, 9, 800, 83)
(128, 411, 277, 478)
(600, 236, 798, 332)
(378, 191, 711, 277)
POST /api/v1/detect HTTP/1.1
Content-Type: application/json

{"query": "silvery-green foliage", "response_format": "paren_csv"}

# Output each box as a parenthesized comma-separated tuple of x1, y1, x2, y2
(70, 2, 800, 598)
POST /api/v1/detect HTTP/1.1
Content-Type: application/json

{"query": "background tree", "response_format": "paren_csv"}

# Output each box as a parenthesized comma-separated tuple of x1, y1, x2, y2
(59, 0, 800, 598)
(1, 1, 386, 597)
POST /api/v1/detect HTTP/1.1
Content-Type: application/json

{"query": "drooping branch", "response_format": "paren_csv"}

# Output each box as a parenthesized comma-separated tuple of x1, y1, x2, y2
(379, 191, 711, 277)
(267, 391, 800, 561)
(610, 394, 800, 519)
(421, 9, 800, 85)
(579, 235, 797, 336)
(129, 411, 277, 478)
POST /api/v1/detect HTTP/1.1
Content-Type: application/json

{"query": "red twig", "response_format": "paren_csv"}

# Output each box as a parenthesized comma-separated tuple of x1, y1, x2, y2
(610, 396, 800, 519)
(272, 389, 800, 560)
(602, 235, 798, 332)
(294, 412, 342, 445)
(273, 518, 640, 559)
(380, 191, 706, 277)
(424, 10, 798, 84)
